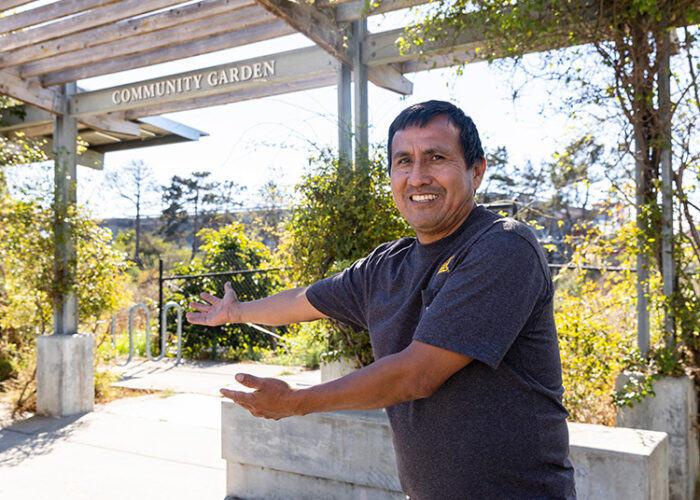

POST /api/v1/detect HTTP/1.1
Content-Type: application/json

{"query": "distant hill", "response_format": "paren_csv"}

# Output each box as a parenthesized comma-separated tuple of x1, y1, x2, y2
(97, 207, 290, 250)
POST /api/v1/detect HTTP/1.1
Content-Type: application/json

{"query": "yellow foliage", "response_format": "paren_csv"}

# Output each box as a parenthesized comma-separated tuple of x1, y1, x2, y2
(555, 218, 663, 425)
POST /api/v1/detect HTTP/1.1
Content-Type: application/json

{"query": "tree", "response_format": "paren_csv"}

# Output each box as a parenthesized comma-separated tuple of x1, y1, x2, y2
(285, 149, 413, 366)
(105, 159, 157, 265)
(0, 196, 131, 406)
(408, 0, 700, 376)
(248, 173, 290, 250)
(478, 135, 608, 265)
(160, 171, 244, 258)
(0, 98, 51, 392)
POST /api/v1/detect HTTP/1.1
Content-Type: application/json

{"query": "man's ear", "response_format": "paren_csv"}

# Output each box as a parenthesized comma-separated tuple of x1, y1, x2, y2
(472, 158, 486, 190)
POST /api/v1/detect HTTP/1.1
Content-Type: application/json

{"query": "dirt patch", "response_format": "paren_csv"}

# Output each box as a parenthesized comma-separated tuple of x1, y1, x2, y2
(96, 386, 158, 405)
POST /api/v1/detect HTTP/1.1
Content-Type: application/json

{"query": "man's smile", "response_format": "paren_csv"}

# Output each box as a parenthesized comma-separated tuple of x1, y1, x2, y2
(409, 193, 439, 203)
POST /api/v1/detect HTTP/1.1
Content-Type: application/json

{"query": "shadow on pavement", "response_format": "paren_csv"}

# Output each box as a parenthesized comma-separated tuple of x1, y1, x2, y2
(0, 412, 86, 467)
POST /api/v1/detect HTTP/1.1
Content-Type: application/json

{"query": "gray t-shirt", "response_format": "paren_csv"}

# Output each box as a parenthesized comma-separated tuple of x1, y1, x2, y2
(307, 205, 576, 499)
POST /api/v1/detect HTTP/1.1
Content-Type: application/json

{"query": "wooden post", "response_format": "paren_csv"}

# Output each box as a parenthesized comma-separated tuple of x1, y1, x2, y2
(352, 18, 368, 167)
(53, 82, 79, 335)
(659, 23, 675, 348)
(635, 130, 650, 357)
(337, 62, 352, 163)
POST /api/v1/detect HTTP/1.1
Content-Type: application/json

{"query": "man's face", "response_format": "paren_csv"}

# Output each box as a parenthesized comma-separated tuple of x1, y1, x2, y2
(390, 115, 485, 244)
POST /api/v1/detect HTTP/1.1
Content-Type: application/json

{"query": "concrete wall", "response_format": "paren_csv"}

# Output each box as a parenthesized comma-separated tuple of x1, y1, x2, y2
(617, 374, 699, 500)
(36, 334, 94, 417)
(221, 401, 669, 500)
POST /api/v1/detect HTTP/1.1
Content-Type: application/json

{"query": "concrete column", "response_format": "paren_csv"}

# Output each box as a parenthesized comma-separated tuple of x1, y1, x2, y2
(37, 334, 94, 416)
(337, 63, 352, 163)
(352, 18, 368, 167)
(53, 82, 79, 336)
(617, 374, 699, 500)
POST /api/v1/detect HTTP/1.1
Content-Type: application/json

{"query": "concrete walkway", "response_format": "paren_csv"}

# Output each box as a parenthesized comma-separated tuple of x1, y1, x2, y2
(0, 360, 321, 500)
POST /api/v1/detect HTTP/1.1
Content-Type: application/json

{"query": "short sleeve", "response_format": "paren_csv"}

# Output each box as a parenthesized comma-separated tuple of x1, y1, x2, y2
(413, 231, 550, 369)
(306, 257, 370, 332)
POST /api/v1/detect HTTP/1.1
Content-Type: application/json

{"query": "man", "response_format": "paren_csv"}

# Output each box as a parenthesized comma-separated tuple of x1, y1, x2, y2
(187, 100, 576, 499)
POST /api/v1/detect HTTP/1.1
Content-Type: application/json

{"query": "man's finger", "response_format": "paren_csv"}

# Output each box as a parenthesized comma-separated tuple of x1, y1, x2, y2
(220, 388, 254, 404)
(235, 373, 264, 389)
(189, 302, 210, 312)
(200, 292, 219, 304)
(186, 312, 205, 324)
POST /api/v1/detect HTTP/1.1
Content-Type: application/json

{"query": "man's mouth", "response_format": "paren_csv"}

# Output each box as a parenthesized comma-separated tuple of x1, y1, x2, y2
(410, 193, 438, 202)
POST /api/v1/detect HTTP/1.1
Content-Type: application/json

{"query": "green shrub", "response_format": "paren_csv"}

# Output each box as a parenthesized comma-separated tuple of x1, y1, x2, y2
(264, 321, 327, 369)
(169, 223, 284, 360)
(284, 149, 412, 366)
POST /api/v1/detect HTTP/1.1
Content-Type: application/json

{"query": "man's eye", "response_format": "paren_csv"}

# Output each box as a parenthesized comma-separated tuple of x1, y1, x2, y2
(431, 154, 444, 161)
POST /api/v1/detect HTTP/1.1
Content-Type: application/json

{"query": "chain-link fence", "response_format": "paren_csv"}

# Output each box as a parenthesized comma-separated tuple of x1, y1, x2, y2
(159, 255, 290, 360)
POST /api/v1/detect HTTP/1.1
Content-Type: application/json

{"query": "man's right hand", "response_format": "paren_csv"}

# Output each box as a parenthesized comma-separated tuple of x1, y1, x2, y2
(187, 281, 239, 326)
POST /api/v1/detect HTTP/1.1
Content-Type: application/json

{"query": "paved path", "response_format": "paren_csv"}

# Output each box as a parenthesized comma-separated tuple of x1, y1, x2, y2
(0, 360, 320, 500)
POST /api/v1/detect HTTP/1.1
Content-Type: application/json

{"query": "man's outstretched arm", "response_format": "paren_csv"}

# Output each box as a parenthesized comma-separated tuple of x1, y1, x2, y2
(221, 340, 473, 420)
(186, 282, 328, 327)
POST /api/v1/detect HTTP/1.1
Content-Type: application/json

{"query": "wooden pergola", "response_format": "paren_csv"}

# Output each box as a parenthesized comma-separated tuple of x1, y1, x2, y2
(0, 0, 488, 161)
(0, 0, 488, 342)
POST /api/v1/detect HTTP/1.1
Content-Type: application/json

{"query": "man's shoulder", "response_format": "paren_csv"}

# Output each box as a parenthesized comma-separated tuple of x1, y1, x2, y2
(364, 236, 416, 263)
(468, 215, 551, 282)
(459, 207, 540, 252)
(481, 217, 542, 252)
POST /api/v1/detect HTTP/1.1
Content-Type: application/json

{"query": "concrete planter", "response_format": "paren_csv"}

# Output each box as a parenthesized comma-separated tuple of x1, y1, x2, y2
(222, 403, 402, 499)
(319, 356, 358, 382)
(222, 401, 669, 500)
(616, 373, 699, 500)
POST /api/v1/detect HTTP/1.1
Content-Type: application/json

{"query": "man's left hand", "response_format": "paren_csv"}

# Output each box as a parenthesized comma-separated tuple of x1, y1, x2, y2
(220, 373, 298, 420)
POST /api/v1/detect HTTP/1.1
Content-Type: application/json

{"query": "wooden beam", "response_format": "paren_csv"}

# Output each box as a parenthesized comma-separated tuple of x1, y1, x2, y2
(5, 123, 54, 137)
(1, 132, 104, 169)
(0, 0, 120, 35)
(0, 1, 34, 13)
(0, 0, 187, 53)
(70, 46, 338, 116)
(125, 74, 336, 119)
(0, 84, 140, 136)
(80, 114, 140, 137)
(0, 104, 53, 132)
(252, 0, 412, 94)
(46, 137, 105, 170)
(0, 68, 58, 113)
(334, 0, 430, 23)
(367, 63, 412, 95)
(401, 52, 483, 74)
(363, 26, 484, 66)
(253, 0, 350, 65)
(20, 7, 276, 78)
(40, 21, 295, 86)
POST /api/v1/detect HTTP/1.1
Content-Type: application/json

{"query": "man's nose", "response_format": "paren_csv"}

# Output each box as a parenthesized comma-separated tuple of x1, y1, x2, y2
(407, 159, 431, 187)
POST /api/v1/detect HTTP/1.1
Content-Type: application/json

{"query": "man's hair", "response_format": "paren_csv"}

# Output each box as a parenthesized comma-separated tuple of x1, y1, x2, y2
(387, 100, 484, 173)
